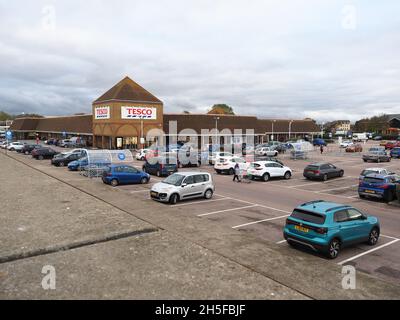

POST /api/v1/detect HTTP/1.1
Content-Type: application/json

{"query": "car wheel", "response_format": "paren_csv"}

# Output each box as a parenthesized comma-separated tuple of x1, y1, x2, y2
(169, 193, 179, 204)
(228, 168, 234, 175)
(59, 162, 65, 167)
(284, 171, 291, 180)
(110, 179, 119, 187)
(204, 189, 213, 199)
(323, 174, 328, 181)
(367, 228, 379, 246)
(263, 173, 270, 182)
(140, 177, 148, 184)
(327, 238, 341, 259)
(10, 148, 15, 151)
(384, 191, 394, 203)
(339, 170, 344, 177)
(38, 155, 44, 160)
(359, 194, 366, 199)
(216, 170, 221, 174)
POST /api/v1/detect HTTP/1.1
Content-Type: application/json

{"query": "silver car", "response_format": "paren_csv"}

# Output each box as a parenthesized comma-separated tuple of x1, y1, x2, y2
(150, 172, 215, 204)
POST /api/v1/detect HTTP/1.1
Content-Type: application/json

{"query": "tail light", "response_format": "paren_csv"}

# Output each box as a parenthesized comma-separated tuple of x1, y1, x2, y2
(160, 163, 164, 169)
(316, 227, 328, 234)
(285, 219, 295, 226)
(381, 184, 390, 189)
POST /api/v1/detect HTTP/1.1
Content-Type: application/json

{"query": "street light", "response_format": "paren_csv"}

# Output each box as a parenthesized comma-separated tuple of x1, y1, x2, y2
(288, 120, 294, 140)
(214, 116, 220, 146)
(271, 120, 276, 141)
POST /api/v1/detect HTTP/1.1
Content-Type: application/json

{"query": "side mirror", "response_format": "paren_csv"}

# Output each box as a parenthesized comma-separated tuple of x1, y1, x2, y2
(181, 183, 187, 188)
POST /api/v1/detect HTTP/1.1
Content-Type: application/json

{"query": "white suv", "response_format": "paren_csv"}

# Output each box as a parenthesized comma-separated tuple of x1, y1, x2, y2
(208, 152, 233, 165)
(248, 161, 292, 181)
(136, 149, 149, 160)
(150, 172, 215, 204)
(7, 142, 25, 151)
(214, 156, 249, 175)
(255, 147, 278, 157)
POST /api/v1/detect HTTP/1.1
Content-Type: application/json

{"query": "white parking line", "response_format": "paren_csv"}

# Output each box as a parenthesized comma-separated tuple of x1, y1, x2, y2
(232, 214, 289, 229)
(227, 197, 291, 214)
(317, 184, 358, 193)
(381, 234, 400, 241)
(338, 239, 400, 265)
(129, 190, 150, 194)
(197, 205, 258, 217)
(276, 239, 287, 244)
(174, 197, 231, 207)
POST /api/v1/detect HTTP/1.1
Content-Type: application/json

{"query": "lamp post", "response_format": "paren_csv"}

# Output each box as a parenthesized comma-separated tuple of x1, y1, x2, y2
(288, 120, 294, 140)
(271, 120, 276, 141)
(214, 116, 220, 146)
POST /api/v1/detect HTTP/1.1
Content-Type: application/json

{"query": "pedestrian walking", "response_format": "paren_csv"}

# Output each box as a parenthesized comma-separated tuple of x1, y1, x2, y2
(233, 163, 241, 182)
(320, 145, 324, 155)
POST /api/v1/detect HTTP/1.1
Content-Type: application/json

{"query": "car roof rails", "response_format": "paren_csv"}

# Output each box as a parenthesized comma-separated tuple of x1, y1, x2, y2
(326, 205, 351, 212)
(300, 200, 325, 207)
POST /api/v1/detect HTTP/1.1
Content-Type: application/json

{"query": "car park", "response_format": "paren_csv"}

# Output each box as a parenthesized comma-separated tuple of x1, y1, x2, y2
(283, 200, 380, 259)
(135, 149, 150, 160)
(359, 168, 393, 181)
(31, 147, 59, 160)
(303, 163, 344, 181)
(102, 165, 150, 187)
(255, 147, 278, 157)
(7, 142, 25, 151)
(345, 144, 363, 153)
(390, 147, 400, 158)
(51, 152, 83, 167)
(214, 156, 249, 175)
(248, 161, 292, 181)
(142, 156, 178, 177)
(358, 174, 400, 202)
(312, 138, 327, 146)
(150, 172, 215, 204)
(363, 150, 391, 163)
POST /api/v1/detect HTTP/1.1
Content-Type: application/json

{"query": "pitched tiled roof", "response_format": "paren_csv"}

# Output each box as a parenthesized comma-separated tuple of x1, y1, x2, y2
(257, 119, 320, 133)
(9, 118, 40, 131)
(93, 76, 162, 105)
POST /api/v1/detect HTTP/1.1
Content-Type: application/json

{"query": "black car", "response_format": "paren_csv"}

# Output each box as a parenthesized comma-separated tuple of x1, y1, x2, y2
(31, 148, 59, 160)
(51, 153, 82, 167)
(20, 144, 42, 155)
(303, 162, 344, 181)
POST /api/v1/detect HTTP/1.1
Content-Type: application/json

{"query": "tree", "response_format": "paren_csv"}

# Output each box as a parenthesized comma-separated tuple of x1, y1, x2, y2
(207, 104, 235, 115)
(0, 111, 13, 121)
(183, 110, 191, 114)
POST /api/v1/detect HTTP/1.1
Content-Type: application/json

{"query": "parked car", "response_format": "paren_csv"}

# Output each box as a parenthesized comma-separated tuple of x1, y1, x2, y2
(248, 161, 292, 181)
(68, 157, 89, 171)
(51, 152, 83, 167)
(150, 172, 215, 204)
(359, 168, 393, 181)
(340, 140, 353, 148)
(142, 156, 178, 177)
(102, 165, 150, 187)
(283, 200, 380, 259)
(358, 174, 400, 202)
(208, 152, 233, 165)
(0, 141, 7, 149)
(136, 149, 150, 160)
(363, 150, 391, 163)
(390, 147, 400, 159)
(31, 148, 59, 160)
(384, 141, 400, 150)
(45, 138, 58, 145)
(21, 144, 43, 155)
(312, 138, 327, 146)
(373, 136, 383, 141)
(57, 139, 73, 148)
(214, 156, 249, 175)
(345, 144, 363, 153)
(255, 147, 278, 157)
(7, 142, 25, 151)
(303, 163, 344, 181)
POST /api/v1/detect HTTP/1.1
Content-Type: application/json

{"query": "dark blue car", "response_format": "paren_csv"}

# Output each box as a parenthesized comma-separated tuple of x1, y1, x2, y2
(312, 138, 327, 146)
(102, 165, 150, 187)
(142, 156, 178, 177)
(390, 147, 400, 159)
(358, 174, 400, 202)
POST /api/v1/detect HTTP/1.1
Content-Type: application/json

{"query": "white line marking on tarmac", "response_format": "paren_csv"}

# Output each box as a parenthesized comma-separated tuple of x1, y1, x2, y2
(317, 185, 358, 193)
(338, 239, 400, 265)
(198, 205, 258, 217)
(381, 234, 400, 241)
(225, 197, 292, 214)
(276, 240, 287, 244)
(129, 190, 150, 194)
(232, 214, 289, 229)
(174, 197, 231, 207)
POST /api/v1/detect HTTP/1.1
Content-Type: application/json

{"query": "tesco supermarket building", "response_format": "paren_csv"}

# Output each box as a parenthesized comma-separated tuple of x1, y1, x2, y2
(10, 76, 320, 149)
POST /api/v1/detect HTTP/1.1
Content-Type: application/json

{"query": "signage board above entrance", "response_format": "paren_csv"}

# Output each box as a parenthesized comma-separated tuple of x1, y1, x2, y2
(121, 106, 157, 120)
(95, 106, 110, 119)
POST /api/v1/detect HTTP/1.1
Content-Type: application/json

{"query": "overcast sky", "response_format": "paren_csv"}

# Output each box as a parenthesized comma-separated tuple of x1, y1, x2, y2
(0, 0, 399, 122)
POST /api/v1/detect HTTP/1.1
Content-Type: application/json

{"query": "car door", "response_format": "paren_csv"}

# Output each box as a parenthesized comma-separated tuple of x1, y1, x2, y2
(333, 210, 358, 243)
(345, 208, 370, 242)
(126, 166, 141, 183)
(272, 163, 286, 177)
(180, 175, 197, 198)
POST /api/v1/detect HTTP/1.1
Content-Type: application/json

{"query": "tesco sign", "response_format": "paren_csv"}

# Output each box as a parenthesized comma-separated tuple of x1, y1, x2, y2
(121, 106, 157, 120)
(95, 106, 110, 119)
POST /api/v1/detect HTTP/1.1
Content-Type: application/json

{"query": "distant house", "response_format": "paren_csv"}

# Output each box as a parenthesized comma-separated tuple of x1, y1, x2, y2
(324, 120, 351, 135)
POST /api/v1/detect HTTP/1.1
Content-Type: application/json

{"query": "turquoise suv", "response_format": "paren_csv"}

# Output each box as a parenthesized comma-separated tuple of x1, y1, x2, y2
(283, 200, 380, 259)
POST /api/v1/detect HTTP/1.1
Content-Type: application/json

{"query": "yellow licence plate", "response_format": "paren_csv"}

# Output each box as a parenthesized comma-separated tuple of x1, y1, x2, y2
(295, 225, 310, 233)
(365, 190, 375, 194)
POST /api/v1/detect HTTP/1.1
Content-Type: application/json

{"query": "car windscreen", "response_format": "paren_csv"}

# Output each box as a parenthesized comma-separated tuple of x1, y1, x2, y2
(305, 165, 320, 170)
(361, 170, 378, 176)
(162, 174, 185, 186)
(290, 209, 326, 225)
(363, 177, 385, 183)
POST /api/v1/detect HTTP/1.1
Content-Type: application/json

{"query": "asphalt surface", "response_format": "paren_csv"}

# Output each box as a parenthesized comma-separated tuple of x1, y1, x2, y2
(1, 141, 400, 299)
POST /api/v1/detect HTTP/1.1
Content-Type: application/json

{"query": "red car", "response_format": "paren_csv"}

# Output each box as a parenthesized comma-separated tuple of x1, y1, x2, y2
(384, 141, 400, 150)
